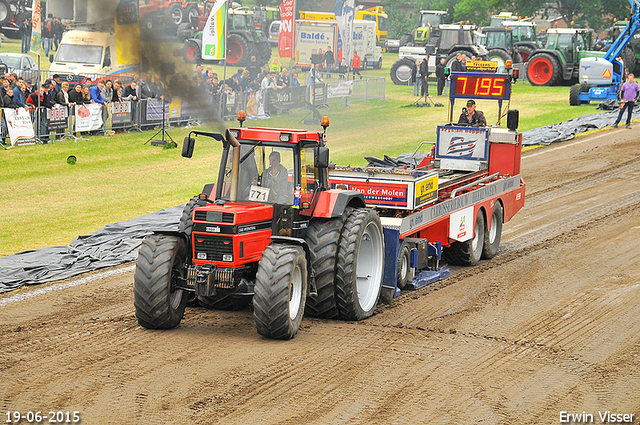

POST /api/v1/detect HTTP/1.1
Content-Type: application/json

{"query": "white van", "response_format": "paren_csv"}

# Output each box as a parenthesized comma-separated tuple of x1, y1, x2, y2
(49, 30, 138, 78)
(268, 20, 280, 46)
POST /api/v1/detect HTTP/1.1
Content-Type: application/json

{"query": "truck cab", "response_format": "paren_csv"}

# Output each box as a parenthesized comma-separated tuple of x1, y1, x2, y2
(49, 30, 137, 78)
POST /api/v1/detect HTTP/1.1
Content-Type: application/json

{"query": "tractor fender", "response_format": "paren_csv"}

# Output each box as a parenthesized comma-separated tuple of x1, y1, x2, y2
(311, 190, 366, 219)
(148, 229, 191, 247)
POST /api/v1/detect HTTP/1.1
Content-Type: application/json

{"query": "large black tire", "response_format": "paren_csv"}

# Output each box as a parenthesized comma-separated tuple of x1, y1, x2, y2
(517, 45, 535, 62)
(134, 235, 188, 329)
(513, 51, 523, 64)
(183, 39, 201, 64)
(253, 244, 308, 340)
(226, 33, 257, 67)
(569, 84, 581, 106)
(304, 218, 342, 319)
(622, 47, 636, 73)
(482, 202, 503, 260)
(255, 42, 272, 67)
(444, 209, 485, 266)
(375, 57, 383, 69)
(164, 3, 183, 29)
(399, 34, 413, 48)
(0, 0, 10, 26)
(178, 196, 198, 234)
(445, 49, 474, 70)
(335, 208, 385, 321)
(390, 58, 415, 85)
(183, 4, 200, 24)
(396, 240, 411, 290)
(526, 53, 561, 86)
(176, 22, 191, 43)
(487, 49, 512, 73)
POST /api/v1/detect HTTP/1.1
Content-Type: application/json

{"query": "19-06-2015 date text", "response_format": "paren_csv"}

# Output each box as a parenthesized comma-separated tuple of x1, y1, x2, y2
(5, 411, 81, 423)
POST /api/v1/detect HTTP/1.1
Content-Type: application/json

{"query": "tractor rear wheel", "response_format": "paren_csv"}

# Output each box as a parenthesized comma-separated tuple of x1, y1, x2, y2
(134, 235, 188, 329)
(335, 208, 385, 321)
(226, 33, 257, 66)
(183, 40, 201, 64)
(164, 3, 184, 29)
(444, 209, 485, 266)
(399, 34, 413, 48)
(526, 53, 560, 86)
(623, 47, 636, 73)
(390, 58, 415, 85)
(482, 202, 503, 259)
(487, 49, 512, 73)
(517, 45, 535, 62)
(253, 244, 307, 340)
(305, 218, 342, 319)
(0, 0, 10, 26)
(183, 4, 200, 24)
(255, 42, 272, 66)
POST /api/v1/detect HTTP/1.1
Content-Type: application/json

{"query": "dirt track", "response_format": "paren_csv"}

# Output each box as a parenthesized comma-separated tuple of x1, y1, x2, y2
(2, 127, 640, 424)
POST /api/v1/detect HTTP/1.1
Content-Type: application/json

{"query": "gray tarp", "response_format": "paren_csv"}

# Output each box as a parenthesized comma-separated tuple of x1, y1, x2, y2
(522, 103, 640, 145)
(0, 206, 184, 294)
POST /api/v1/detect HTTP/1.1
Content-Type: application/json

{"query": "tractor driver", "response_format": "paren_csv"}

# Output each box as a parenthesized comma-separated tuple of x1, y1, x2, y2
(458, 99, 487, 127)
(262, 151, 291, 204)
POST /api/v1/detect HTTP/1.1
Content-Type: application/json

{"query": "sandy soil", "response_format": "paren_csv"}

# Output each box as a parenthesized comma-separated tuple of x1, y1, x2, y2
(2, 127, 640, 425)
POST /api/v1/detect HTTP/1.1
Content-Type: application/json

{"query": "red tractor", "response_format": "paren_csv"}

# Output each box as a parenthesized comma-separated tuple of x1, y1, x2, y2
(139, 0, 200, 34)
(133, 117, 385, 339)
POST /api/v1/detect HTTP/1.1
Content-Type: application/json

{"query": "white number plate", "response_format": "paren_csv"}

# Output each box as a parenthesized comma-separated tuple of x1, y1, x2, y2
(249, 185, 270, 202)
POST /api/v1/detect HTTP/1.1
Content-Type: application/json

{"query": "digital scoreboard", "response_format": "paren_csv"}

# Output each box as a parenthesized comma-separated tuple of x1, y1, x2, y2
(450, 73, 511, 100)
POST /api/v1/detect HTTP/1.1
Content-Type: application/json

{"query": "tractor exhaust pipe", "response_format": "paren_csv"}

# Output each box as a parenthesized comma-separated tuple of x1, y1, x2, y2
(226, 129, 241, 202)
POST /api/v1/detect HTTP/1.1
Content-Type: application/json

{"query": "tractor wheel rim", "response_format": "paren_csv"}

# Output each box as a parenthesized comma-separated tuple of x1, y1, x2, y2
(186, 46, 197, 61)
(396, 64, 413, 82)
(530, 58, 551, 84)
(289, 264, 303, 320)
(356, 221, 384, 311)
(490, 56, 506, 72)
(227, 40, 242, 63)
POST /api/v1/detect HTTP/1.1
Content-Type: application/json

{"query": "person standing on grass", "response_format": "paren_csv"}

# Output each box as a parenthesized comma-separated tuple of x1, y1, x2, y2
(351, 51, 362, 80)
(612, 73, 640, 129)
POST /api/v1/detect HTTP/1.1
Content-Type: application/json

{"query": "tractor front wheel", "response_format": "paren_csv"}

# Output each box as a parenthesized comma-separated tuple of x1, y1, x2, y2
(134, 235, 188, 329)
(389, 58, 415, 85)
(335, 208, 385, 321)
(253, 244, 308, 340)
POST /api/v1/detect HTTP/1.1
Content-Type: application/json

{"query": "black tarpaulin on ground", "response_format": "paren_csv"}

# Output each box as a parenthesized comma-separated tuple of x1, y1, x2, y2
(0, 206, 184, 294)
(522, 103, 640, 145)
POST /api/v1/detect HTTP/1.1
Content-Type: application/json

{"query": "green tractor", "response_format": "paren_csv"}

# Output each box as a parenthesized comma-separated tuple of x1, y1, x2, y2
(525, 28, 603, 86)
(477, 26, 523, 72)
(399, 10, 450, 48)
(182, 3, 271, 66)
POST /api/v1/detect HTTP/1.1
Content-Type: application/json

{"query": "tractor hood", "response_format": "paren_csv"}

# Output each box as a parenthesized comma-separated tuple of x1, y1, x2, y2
(192, 202, 274, 228)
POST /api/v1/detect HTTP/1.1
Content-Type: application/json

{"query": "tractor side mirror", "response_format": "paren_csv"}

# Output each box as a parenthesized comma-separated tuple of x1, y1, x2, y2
(315, 146, 329, 168)
(182, 136, 195, 158)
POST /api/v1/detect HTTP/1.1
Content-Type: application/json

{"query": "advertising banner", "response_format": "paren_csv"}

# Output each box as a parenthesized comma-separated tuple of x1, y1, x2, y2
(330, 179, 410, 208)
(264, 86, 306, 111)
(75, 104, 104, 132)
(46, 106, 69, 132)
(202, 0, 227, 60)
(111, 101, 132, 125)
(436, 126, 489, 160)
(334, 0, 355, 66)
(326, 80, 353, 98)
(3, 108, 36, 146)
(145, 98, 170, 121)
(278, 0, 295, 58)
(30, 0, 42, 54)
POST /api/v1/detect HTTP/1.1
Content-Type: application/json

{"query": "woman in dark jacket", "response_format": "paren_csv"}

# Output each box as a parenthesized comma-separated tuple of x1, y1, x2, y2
(68, 83, 85, 104)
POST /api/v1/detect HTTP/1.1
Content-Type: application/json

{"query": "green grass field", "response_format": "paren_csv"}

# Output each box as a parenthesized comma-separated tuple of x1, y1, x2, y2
(0, 41, 606, 256)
